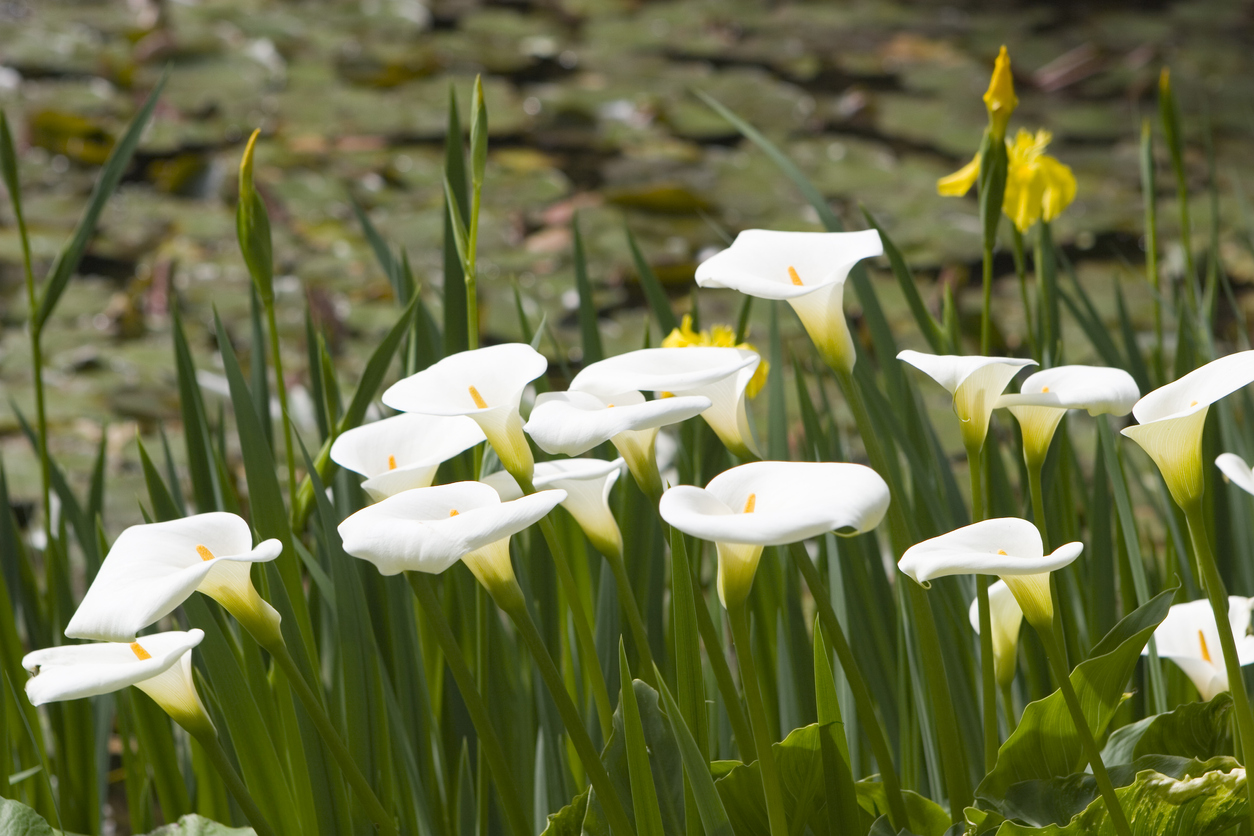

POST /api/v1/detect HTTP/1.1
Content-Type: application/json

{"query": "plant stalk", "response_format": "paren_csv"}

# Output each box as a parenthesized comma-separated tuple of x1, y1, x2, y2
(727, 602, 789, 836)
(192, 731, 279, 836)
(407, 573, 531, 836)
(981, 240, 994, 355)
(263, 301, 298, 504)
(1028, 458, 1050, 549)
(264, 639, 398, 836)
(1039, 625, 1133, 836)
(604, 549, 657, 687)
(969, 438, 999, 772)
(499, 588, 637, 836)
(1011, 226, 1038, 360)
(1183, 501, 1254, 836)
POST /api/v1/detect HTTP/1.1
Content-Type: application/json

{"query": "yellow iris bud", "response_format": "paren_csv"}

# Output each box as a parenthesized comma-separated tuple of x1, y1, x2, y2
(983, 46, 1018, 139)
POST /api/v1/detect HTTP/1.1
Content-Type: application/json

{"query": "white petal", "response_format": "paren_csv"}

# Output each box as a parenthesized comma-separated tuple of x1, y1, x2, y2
(524, 390, 710, 456)
(534, 458, 624, 557)
(898, 518, 1080, 584)
(968, 580, 1025, 686)
(897, 350, 1035, 396)
(694, 229, 882, 300)
(1217, 453, 1254, 498)
(481, 470, 525, 502)
(1147, 597, 1254, 698)
(570, 347, 756, 398)
(382, 343, 548, 417)
(1131, 350, 1254, 425)
(65, 514, 281, 642)
(330, 413, 484, 499)
(660, 461, 889, 546)
(997, 365, 1140, 416)
(24, 630, 204, 705)
(338, 482, 566, 575)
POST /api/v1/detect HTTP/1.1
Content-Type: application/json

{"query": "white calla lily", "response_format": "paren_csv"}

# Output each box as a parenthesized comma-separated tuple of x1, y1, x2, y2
(660, 461, 890, 608)
(382, 343, 548, 482)
(524, 389, 709, 497)
(1122, 350, 1254, 509)
(1144, 597, 1254, 701)
(898, 350, 1036, 452)
(1218, 453, 1254, 497)
(968, 580, 1024, 687)
(24, 629, 213, 735)
(899, 518, 1082, 630)
(65, 513, 283, 646)
(694, 229, 883, 373)
(338, 481, 565, 604)
(997, 365, 1140, 466)
(330, 412, 485, 501)
(484, 458, 625, 559)
(571, 347, 762, 459)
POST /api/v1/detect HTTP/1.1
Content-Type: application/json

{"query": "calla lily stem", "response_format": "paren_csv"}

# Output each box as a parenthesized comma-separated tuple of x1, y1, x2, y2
(1027, 459, 1050, 549)
(265, 639, 398, 836)
(407, 573, 531, 836)
(517, 474, 616, 742)
(967, 441, 1000, 772)
(603, 549, 657, 687)
(727, 601, 789, 836)
(1183, 500, 1254, 836)
(264, 301, 299, 506)
(1038, 624, 1132, 836)
(497, 584, 637, 836)
(193, 730, 279, 836)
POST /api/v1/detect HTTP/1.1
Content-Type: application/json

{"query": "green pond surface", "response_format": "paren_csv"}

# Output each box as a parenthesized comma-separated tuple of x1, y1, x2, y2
(0, 0, 1252, 532)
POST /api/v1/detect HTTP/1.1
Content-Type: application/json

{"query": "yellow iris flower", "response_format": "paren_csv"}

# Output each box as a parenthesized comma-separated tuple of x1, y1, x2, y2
(983, 46, 1018, 140)
(937, 129, 1077, 232)
(662, 315, 769, 397)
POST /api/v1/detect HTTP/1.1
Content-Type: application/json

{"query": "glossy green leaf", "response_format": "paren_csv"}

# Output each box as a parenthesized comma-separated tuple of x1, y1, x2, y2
(1102, 694, 1233, 765)
(0, 797, 54, 836)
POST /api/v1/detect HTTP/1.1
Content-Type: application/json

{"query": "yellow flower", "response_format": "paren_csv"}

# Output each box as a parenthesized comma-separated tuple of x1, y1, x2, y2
(662, 315, 769, 397)
(937, 130, 1076, 232)
(983, 46, 1018, 139)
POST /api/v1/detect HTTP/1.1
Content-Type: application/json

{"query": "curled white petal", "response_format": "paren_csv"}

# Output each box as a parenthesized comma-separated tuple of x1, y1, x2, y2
(382, 343, 548, 417)
(1131, 350, 1254, 425)
(694, 228, 883, 300)
(524, 390, 709, 456)
(997, 365, 1140, 416)
(659, 461, 890, 546)
(1145, 597, 1254, 700)
(897, 351, 1035, 396)
(570, 347, 756, 398)
(65, 513, 282, 642)
(1218, 453, 1254, 498)
(899, 351, 1034, 449)
(24, 630, 204, 705)
(330, 413, 484, 501)
(968, 580, 1024, 687)
(338, 482, 565, 576)
(898, 518, 1081, 585)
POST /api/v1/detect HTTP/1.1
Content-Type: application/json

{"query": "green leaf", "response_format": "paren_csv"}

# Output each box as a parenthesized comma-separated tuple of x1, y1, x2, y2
(977, 587, 1177, 802)
(468, 75, 488, 189)
(1102, 694, 1233, 765)
(0, 795, 56, 836)
(236, 129, 273, 302)
(855, 780, 952, 836)
(625, 227, 679, 335)
(442, 86, 469, 356)
(994, 756, 1245, 835)
(861, 207, 946, 354)
(572, 214, 603, 363)
(654, 668, 735, 836)
(814, 620, 860, 836)
(540, 787, 589, 836)
(37, 71, 168, 330)
(144, 813, 257, 834)
(618, 646, 666, 836)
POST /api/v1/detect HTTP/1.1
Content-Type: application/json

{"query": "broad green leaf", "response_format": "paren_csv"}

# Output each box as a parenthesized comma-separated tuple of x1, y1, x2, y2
(977, 587, 1176, 802)
(855, 780, 952, 836)
(539, 787, 589, 836)
(994, 756, 1245, 835)
(0, 796, 55, 836)
(1102, 693, 1233, 765)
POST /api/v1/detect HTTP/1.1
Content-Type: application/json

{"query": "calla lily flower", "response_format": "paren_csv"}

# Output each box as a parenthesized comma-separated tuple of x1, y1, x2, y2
(661, 315, 770, 397)
(338, 481, 565, 602)
(382, 343, 548, 482)
(898, 350, 1036, 452)
(330, 412, 486, 501)
(1121, 350, 1254, 509)
(484, 458, 625, 559)
(24, 630, 214, 735)
(1217, 453, 1254, 497)
(997, 365, 1140, 466)
(65, 513, 283, 646)
(660, 461, 890, 608)
(524, 389, 709, 497)
(1144, 597, 1254, 701)
(571, 346, 763, 460)
(968, 580, 1024, 687)
(694, 229, 883, 374)
(899, 518, 1082, 630)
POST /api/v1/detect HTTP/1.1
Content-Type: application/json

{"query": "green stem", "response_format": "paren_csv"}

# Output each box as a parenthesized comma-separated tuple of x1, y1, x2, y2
(604, 550, 657, 687)
(1140, 118, 1164, 384)
(466, 183, 481, 350)
(263, 301, 298, 504)
(475, 583, 490, 836)
(192, 731, 278, 836)
(13, 174, 51, 550)
(1000, 682, 1017, 734)
(407, 574, 531, 836)
(499, 588, 637, 836)
(981, 240, 994, 355)
(727, 602, 789, 836)
(1183, 502, 1254, 836)
(1039, 625, 1132, 836)
(968, 445, 998, 771)
(1011, 226, 1038, 359)
(789, 544, 908, 829)
(265, 640, 398, 836)
(1028, 458, 1050, 549)
(518, 476, 616, 743)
